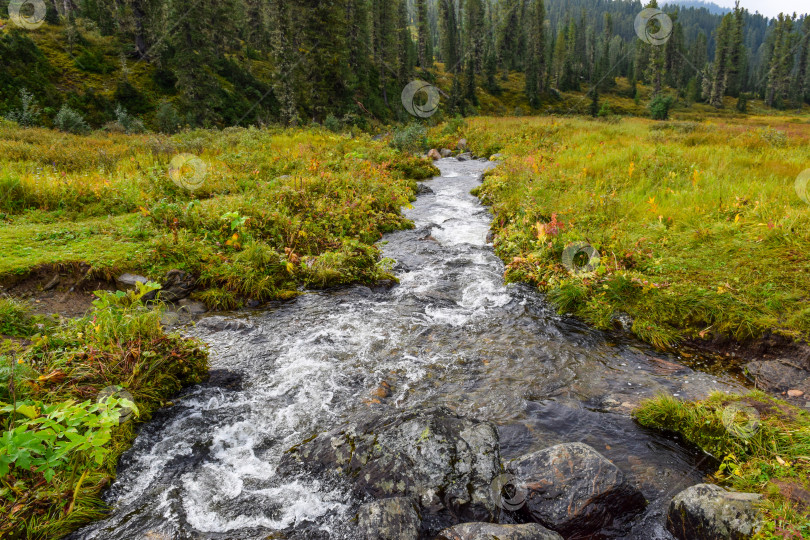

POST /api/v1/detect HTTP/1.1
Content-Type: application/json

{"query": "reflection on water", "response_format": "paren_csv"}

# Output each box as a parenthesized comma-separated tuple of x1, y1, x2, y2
(72, 159, 740, 540)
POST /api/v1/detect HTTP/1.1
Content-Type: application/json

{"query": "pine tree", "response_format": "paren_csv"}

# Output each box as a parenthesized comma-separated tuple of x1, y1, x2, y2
(439, 0, 459, 73)
(416, 0, 430, 68)
(269, 0, 298, 125)
(525, 0, 546, 107)
(765, 14, 796, 108)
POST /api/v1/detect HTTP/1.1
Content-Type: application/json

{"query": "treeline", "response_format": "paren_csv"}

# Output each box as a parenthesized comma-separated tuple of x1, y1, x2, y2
(0, 0, 808, 129)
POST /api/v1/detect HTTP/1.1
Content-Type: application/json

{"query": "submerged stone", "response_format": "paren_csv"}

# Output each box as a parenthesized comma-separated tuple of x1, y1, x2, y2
(507, 442, 646, 538)
(436, 522, 563, 540)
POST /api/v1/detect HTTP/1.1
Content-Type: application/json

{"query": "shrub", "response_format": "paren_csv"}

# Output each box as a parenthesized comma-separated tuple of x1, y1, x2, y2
(598, 101, 612, 118)
(54, 104, 91, 134)
(648, 94, 674, 120)
(390, 123, 427, 153)
(736, 93, 748, 113)
(155, 102, 181, 134)
(5, 88, 40, 127)
(323, 114, 342, 133)
(112, 104, 146, 134)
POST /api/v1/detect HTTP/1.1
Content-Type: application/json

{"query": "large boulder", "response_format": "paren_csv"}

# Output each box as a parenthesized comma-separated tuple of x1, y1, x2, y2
(436, 522, 562, 540)
(506, 442, 646, 538)
(143, 269, 196, 303)
(355, 497, 420, 540)
(667, 483, 762, 540)
(279, 407, 502, 535)
(744, 359, 810, 397)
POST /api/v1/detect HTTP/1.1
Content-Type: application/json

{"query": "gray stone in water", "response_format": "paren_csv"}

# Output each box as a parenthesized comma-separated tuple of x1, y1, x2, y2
(441, 148, 454, 158)
(356, 497, 420, 540)
(436, 522, 563, 540)
(507, 442, 646, 538)
(416, 183, 434, 195)
(667, 483, 762, 540)
(457, 152, 473, 162)
(278, 407, 502, 535)
(116, 273, 148, 290)
(178, 299, 207, 315)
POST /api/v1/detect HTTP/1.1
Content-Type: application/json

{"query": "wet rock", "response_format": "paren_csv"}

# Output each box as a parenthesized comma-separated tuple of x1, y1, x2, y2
(356, 497, 420, 540)
(457, 138, 468, 151)
(43, 274, 60, 291)
(142, 270, 196, 303)
(457, 153, 473, 162)
(441, 148, 454, 158)
(507, 442, 646, 538)
(160, 270, 196, 302)
(116, 273, 148, 290)
(204, 369, 244, 391)
(745, 359, 810, 394)
(196, 316, 255, 333)
(428, 149, 442, 161)
(245, 298, 262, 308)
(416, 183, 434, 195)
(611, 312, 634, 331)
(370, 279, 398, 293)
(436, 522, 562, 540)
(178, 299, 207, 316)
(667, 483, 762, 540)
(279, 407, 502, 535)
(485, 230, 495, 244)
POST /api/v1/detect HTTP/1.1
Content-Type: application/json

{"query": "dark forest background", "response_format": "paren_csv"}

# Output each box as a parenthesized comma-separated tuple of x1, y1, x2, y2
(1, 0, 808, 129)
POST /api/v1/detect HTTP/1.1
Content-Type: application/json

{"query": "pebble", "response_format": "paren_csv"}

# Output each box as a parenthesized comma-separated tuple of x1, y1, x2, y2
(787, 389, 804, 398)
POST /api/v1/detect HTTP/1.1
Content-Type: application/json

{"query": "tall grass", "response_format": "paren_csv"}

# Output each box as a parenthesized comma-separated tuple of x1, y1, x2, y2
(452, 116, 810, 348)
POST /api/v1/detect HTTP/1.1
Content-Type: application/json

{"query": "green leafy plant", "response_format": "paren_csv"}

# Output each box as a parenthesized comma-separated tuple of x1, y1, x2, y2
(1, 397, 137, 482)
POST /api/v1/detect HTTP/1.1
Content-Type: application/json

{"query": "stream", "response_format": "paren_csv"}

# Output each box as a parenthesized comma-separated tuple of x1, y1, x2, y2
(72, 158, 743, 539)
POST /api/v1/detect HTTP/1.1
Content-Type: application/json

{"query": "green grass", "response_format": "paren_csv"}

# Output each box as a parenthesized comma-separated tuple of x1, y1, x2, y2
(636, 392, 810, 538)
(446, 115, 810, 349)
(0, 125, 439, 307)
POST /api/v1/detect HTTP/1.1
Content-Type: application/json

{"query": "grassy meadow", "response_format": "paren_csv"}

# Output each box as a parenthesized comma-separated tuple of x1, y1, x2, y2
(0, 121, 438, 307)
(438, 115, 810, 348)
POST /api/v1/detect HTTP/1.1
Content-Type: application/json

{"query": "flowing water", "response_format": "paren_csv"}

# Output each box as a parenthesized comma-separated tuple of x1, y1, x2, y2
(72, 158, 743, 540)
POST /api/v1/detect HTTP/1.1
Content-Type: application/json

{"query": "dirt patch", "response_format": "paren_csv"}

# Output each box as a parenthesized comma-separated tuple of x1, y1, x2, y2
(0, 263, 120, 318)
(685, 332, 810, 368)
